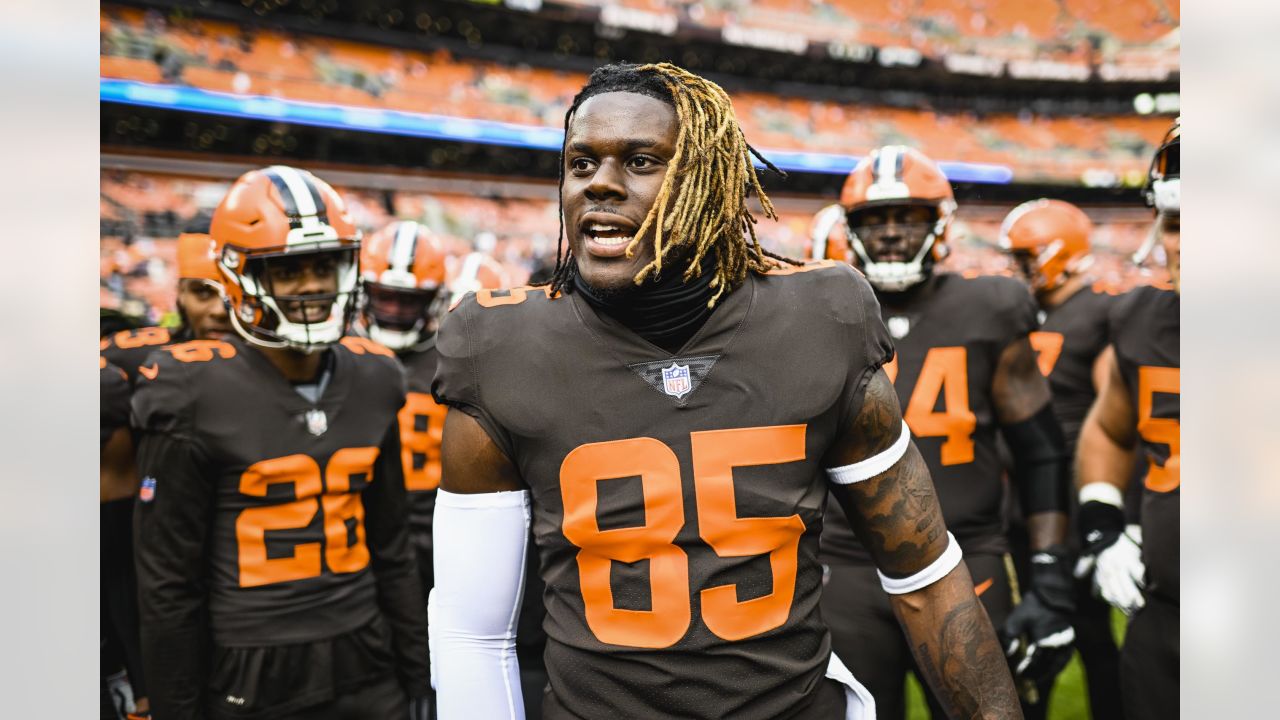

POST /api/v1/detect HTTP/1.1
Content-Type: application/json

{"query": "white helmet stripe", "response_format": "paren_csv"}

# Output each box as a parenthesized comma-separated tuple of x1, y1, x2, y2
(391, 221, 419, 273)
(874, 145, 902, 185)
(267, 165, 323, 238)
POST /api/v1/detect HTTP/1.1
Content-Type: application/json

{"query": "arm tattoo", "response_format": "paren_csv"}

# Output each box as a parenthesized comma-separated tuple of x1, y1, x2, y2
(842, 445, 947, 576)
(907, 592, 1023, 719)
(828, 370, 949, 577)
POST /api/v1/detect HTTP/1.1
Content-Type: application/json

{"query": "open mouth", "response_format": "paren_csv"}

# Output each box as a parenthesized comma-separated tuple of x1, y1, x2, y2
(579, 213, 637, 257)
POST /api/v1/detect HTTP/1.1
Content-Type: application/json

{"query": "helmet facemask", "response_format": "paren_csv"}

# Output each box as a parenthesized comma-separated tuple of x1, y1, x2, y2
(221, 241, 360, 353)
(362, 281, 442, 351)
(845, 199, 954, 292)
(1136, 120, 1180, 266)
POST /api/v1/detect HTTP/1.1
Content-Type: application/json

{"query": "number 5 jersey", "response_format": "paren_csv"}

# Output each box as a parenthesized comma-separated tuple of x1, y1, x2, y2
(432, 261, 894, 720)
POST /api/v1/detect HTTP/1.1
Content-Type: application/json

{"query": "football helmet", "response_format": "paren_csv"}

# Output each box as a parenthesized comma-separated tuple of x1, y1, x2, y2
(447, 251, 510, 307)
(210, 165, 360, 351)
(360, 220, 448, 350)
(1144, 117, 1180, 216)
(998, 199, 1094, 292)
(807, 204, 850, 262)
(1134, 117, 1180, 265)
(840, 145, 956, 291)
(176, 232, 222, 283)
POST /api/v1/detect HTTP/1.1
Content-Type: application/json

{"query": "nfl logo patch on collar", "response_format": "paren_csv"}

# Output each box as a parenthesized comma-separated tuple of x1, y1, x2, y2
(661, 362, 693, 399)
(139, 476, 157, 503)
(629, 354, 720, 407)
(304, 409, 328, 436)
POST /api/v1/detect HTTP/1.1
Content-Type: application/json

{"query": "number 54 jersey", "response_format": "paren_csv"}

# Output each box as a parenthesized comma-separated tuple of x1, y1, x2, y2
(433, 262, 894, 720)
(822, 273, 1040, 563)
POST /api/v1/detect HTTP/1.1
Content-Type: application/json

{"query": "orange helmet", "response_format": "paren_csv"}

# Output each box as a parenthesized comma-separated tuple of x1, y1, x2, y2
(807, 204, 850, 262)
(839, 145, 956, 291)
(210, 166, 360, 351)
(998, 199, 1094, 293)
(360, 220, 448, 350)
(176, 232, 222, 284)
(448, 252, 510, 307)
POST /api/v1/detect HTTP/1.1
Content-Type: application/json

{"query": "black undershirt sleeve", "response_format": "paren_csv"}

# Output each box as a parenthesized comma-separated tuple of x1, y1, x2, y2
(1001, 403, 1070, 517)
(133, 432, 214, 720)
(364, 419, 433, 697)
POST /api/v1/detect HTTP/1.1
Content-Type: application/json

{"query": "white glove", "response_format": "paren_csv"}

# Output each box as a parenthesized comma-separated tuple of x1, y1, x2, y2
(1078, 524, 1146, 615)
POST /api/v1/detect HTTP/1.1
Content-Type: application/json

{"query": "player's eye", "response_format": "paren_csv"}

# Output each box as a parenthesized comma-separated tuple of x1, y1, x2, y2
(629, 156, 653, 169)
(570, 157, 594, 172)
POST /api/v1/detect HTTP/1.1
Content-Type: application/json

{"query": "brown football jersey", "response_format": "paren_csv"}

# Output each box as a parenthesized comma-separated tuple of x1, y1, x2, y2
(433, 261, 894, 720)
(1030, 284, 1118, 453)
(100, 358, 131, 449)
(398, 343, 447, 545)
(132, 335, 409, 645)
(1109, 285, 1179, 604)
(823, 272, 1039, 563)
(101, 326, 182, 386)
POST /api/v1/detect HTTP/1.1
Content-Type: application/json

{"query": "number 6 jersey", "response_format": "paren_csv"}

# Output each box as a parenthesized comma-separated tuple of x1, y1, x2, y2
(433, 261, 894, 720)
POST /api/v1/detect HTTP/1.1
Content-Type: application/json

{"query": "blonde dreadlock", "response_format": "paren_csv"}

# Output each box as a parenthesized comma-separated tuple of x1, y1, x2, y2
(548, 62, 798, 306)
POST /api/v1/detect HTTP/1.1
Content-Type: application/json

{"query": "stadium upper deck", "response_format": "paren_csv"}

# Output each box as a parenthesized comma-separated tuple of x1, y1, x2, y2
(553, 0, 1178, 76)
(101, 6, 1170, 185)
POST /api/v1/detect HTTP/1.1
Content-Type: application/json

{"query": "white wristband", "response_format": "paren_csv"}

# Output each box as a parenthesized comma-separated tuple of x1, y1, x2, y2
(827, 420, 911, 485)
(877, 532, 963, 595)
(1079, 482, 1124, 509)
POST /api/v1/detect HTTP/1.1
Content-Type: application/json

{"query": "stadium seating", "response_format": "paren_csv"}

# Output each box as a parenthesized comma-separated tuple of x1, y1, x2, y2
(100, 6, 1172, 184)
(101, 170, 1162, 321)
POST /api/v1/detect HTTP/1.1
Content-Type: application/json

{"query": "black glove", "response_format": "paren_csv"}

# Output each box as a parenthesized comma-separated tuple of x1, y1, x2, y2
(1077, 499, 1126, 558)
(1000, 545, 1076, 687)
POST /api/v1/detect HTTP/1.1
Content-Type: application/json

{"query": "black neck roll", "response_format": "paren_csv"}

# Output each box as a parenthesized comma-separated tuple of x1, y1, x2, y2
(573, 253, 717, 354)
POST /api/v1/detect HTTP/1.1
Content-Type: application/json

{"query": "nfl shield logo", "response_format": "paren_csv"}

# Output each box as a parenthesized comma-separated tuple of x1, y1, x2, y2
(661, 363, 692, 399)
(305, 409, 328, 436)
(887, 316, 911, 339)
(139, 476, 157, 503)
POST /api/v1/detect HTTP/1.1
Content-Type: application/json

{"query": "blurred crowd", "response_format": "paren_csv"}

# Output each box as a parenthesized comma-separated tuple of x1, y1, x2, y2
(101, 169, 1161, 323)
(100, 6, 1170, 184)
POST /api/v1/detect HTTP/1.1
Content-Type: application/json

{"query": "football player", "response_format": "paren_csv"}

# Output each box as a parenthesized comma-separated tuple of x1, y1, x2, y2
(819, 146, 1074, 719)
(99, 231, 229, 720)
(132, 166, 431, 719)
(429, 62, 1021, 719)
(100, 232, 231, 382)
(362, 222, 552, 718)
(1075, 119, 1180, 720)
(999, 198, 1124, 719)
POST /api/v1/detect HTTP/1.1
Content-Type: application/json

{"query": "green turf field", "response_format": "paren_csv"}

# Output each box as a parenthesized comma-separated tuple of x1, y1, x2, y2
(903, 609, 1127, 719)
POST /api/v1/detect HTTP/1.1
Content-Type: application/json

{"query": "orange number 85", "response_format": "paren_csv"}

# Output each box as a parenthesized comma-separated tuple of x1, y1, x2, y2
(559, 425, 806, 648)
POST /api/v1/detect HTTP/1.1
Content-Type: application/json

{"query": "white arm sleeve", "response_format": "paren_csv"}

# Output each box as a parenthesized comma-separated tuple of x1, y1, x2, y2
(430, 489, 531, 720)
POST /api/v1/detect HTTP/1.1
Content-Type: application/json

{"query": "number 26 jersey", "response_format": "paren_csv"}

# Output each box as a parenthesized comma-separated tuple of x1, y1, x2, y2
(433, 262, 894, 720)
